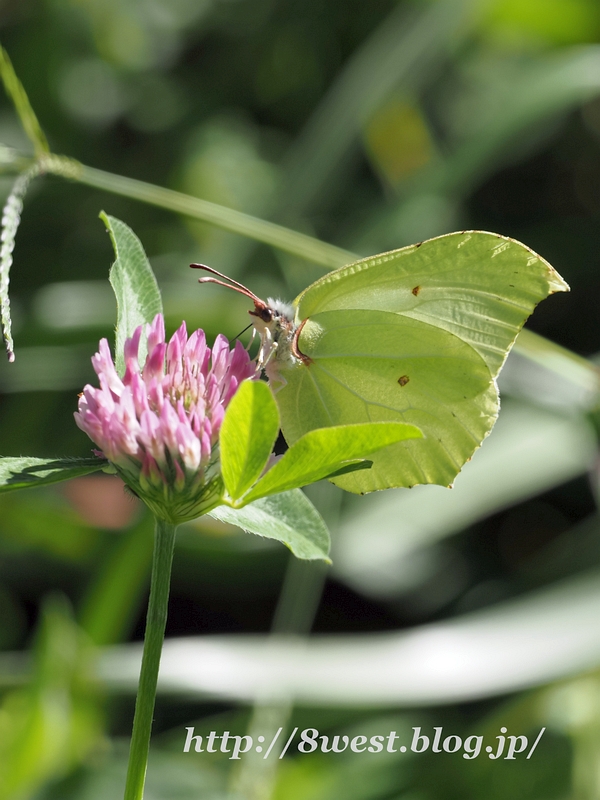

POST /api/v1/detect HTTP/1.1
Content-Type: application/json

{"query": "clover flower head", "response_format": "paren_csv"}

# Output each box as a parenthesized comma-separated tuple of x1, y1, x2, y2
(75, 314, 257, 522)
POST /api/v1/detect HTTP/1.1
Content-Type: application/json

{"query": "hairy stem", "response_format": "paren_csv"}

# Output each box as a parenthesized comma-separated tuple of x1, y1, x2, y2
(0, 163, 43, 361)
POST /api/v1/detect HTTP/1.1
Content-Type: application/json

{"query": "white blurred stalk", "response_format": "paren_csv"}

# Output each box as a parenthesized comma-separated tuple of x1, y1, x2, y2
(229, 483, 339, 800)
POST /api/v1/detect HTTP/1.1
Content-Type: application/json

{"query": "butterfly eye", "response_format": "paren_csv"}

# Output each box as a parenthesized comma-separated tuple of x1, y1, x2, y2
(259, 308, 273, 323)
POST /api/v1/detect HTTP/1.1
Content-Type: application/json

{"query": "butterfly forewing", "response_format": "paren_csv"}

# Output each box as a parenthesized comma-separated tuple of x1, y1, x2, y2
(294, 231, 569, 378)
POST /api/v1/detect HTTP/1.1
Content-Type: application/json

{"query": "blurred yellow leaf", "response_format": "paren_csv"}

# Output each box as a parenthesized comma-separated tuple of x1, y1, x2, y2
(363, 98, 434, 188)
(488, 0, 600, 45)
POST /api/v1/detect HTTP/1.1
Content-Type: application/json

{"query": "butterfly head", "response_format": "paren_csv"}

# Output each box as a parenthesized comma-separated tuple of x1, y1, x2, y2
(249, 297, 294, 328)
(191, 263, 300, 378)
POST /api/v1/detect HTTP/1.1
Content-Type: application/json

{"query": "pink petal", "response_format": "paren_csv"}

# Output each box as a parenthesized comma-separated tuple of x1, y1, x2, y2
(146, 314, 165, 354)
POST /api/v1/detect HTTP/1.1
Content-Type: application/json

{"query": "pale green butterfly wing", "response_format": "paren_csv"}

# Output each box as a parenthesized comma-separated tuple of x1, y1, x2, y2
(273, 231, 568, 494)
(275, 309, 496, 492)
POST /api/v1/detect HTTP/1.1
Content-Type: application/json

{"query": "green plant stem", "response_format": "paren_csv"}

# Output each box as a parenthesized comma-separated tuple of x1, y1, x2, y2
(41, 156, 355, 271)
(18, 153, 600, 397)
(123, 516, 177, 800)
(0, 47, 49, 157)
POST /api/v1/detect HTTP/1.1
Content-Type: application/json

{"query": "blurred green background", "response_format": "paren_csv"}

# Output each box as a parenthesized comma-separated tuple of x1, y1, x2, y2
(2, 0, 600, 797)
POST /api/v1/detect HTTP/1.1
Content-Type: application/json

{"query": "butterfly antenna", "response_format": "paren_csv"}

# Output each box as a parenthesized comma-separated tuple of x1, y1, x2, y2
(190, 263, 267, 307)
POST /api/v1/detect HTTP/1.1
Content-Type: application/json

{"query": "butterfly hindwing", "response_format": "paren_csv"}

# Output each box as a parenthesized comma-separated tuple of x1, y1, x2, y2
(276, 309, 497, 492)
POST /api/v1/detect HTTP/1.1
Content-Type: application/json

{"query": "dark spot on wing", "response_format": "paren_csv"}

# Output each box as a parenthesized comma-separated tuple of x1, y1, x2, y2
(415, 241, 423, 248)
(412, 285, 421, 296)
(398, 375, 410, 386)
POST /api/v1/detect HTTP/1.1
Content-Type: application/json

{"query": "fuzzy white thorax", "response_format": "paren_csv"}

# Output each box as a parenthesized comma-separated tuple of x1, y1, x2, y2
(251, 297, 298, 383)
(266, 297, 295, 321)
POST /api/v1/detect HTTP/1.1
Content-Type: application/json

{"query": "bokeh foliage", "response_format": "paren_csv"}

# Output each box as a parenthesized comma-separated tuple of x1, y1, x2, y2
(1, 0, 600, 797)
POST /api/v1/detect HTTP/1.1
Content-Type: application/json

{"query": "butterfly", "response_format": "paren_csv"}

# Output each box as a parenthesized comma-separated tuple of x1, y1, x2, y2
(192, 231, 568, 495)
